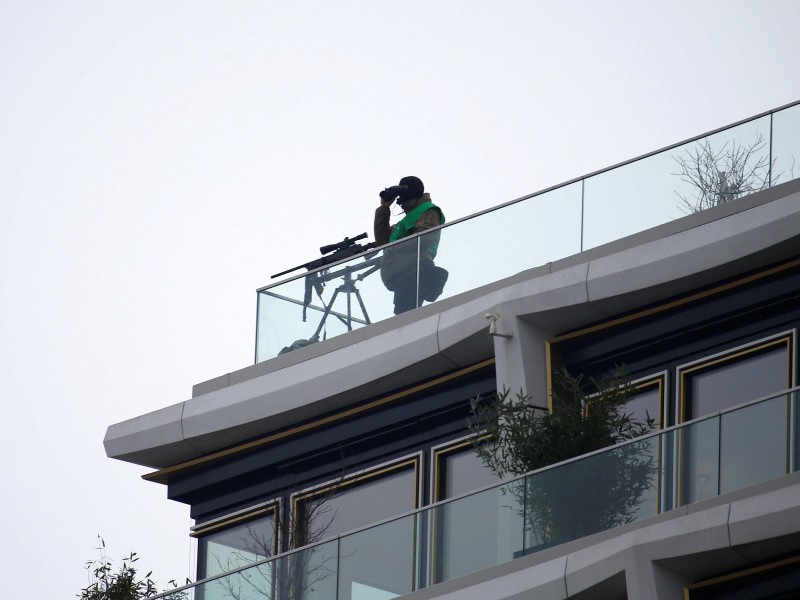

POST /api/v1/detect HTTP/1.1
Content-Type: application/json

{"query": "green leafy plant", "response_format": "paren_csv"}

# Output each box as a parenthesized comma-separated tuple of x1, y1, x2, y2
(79, 537, 185, 600)
(469, 367, 657, 546)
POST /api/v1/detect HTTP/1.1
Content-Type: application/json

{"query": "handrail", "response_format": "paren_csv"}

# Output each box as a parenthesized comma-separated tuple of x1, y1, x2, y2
(258, 99, 800, 294)
(255, 100, 800, 362)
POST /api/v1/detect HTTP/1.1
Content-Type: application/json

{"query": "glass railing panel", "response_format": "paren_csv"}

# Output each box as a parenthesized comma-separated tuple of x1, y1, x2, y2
(422, 183, 583, 303)
(278, 539, 339, 600)
(430, 480, 524, 585)
(583, 115, 772, 249)
(719, 393, 790, 495)
(257, 250, 396, 361)
(772, 103, 800, 185)
(677, 415, 720, 505)
(336, 513, 418, 600)
(522, 434, 661, 553)
(181, 559, 274, 600)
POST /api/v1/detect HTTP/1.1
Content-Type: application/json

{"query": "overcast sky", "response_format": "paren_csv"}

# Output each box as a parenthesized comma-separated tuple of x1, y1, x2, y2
(2, 1, 800, 597)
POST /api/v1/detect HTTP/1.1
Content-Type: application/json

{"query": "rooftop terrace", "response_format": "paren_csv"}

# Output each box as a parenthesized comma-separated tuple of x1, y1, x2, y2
(256, 101, 800, 362)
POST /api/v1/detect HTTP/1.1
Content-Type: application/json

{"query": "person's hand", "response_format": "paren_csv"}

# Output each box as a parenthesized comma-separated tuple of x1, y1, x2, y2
(380, 195, 395, 208)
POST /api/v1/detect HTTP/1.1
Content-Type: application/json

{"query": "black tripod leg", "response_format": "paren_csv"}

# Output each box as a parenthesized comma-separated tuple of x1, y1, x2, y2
(353, 288, 371, 325)
(313, 288, 340, 340)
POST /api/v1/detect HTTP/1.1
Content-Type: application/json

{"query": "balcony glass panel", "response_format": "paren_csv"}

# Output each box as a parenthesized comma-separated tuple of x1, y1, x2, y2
(337, 513, 417, 600)
(282, 540, 339, 600)
(583, 115, 771, 249)
(719, 393, 789, 495)
(679, 416, 720, 505)
(425, 183, 582, 302)
(256, 250, 396, 361)
(186, 559, 274, 600)
(523, 434, 661, 553)
(197, 512, 276, 580)
(772, 103, 800, 185)
(430, 481, 524, 584)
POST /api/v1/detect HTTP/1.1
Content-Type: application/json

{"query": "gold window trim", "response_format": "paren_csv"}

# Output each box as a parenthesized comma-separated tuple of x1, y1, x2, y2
(291, 454, 422, 547)
(192, 500, 281, 570)
(192, 500, 280, 538)
(674, 332, 795, 507)
(431, 433, 492, 503)
(630, 373, 666, 429)
(677, 331, 795, 423)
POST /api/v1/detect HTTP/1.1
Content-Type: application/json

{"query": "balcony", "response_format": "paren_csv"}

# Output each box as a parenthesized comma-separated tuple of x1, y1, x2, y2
(153, 386, 800, 600)
(256, 101, 800, 363)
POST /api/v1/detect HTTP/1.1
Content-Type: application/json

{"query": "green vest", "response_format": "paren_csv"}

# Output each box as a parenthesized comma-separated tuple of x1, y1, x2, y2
(388, 201, 445, 256)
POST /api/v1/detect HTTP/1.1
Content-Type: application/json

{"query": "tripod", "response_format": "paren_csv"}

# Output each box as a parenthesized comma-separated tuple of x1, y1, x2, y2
(309, 257, 381, 340)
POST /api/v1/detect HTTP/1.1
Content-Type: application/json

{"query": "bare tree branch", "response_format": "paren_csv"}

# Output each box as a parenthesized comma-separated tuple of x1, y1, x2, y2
(672, 134, 779, 213)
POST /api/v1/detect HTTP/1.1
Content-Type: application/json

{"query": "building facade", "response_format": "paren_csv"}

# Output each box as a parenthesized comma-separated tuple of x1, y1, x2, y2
(106, 104, 800, 599)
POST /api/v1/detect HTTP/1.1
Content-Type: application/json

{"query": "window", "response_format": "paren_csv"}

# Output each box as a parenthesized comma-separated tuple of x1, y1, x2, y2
(193, 502, 278, 582)
(678, 334, 794, 421)
(293, 456, 420, 545)
(431, 435, 499, 502)
(292, 456, 421, 600)
(677, 333, 795, 504)
(430, 436, 509, 584)
(625, 374, 665, 428)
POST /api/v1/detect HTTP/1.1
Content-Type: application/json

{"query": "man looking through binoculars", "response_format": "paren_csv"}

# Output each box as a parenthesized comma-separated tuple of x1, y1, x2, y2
(374, 176, 448, 314)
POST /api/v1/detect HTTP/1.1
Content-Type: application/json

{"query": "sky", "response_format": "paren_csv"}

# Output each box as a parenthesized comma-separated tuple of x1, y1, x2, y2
(1, 1, 799, 597)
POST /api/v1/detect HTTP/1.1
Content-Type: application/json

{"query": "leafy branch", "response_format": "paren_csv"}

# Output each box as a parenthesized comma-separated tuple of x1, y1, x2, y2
(79, 537, 186, 600)
(469, 367, 657, 546)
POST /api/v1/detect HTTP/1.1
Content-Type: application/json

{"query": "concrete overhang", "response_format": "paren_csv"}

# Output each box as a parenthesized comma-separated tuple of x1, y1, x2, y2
(104, 179, 800, 469)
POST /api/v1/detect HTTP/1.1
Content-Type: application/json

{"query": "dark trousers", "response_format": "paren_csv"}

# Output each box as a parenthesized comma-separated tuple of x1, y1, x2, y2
(389, 269, 421, 315)
(387, 261, 448, 315)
